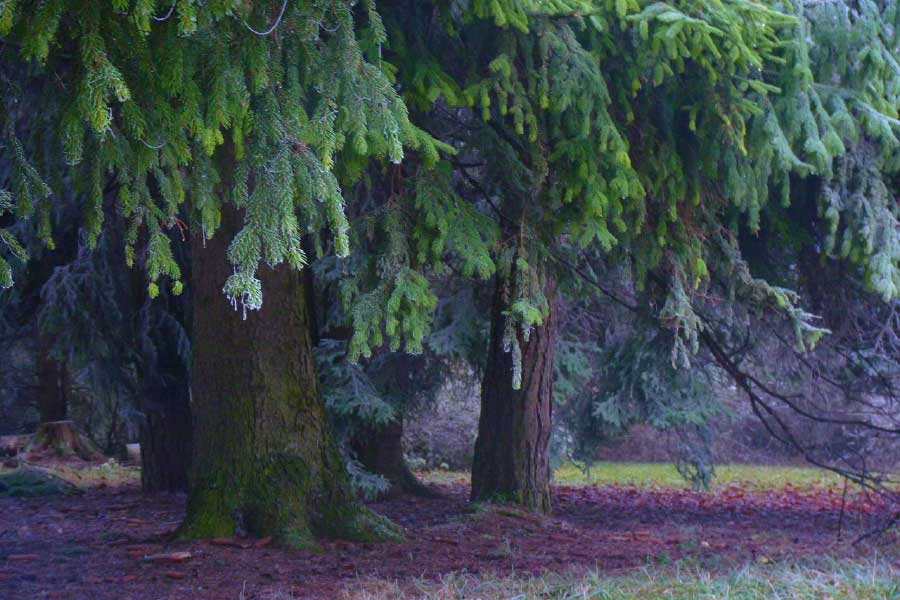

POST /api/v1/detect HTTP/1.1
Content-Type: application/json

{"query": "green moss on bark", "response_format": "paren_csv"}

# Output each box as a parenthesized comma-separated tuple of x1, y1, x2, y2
(182, 202, 401, 548)
(180, 477, 237, 539)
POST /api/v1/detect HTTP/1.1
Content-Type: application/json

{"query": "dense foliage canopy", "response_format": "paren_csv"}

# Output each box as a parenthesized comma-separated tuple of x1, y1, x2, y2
(2, 0, 900, 522)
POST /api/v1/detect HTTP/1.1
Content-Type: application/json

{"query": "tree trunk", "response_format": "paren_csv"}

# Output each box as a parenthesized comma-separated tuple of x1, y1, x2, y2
(140, 387, 192, 492)
(181, 203, 399, 547)
(123, 213, 194, 493)
(470, 271, 557, 513)
(352, 416, 434, 499)
(36, 344, 68, 423)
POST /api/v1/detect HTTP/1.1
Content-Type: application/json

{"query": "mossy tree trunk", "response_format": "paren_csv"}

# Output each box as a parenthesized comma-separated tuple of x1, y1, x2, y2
(470, 270, 558, 513)
(181, 203, 399, 547)
(352, 416, 434, 499)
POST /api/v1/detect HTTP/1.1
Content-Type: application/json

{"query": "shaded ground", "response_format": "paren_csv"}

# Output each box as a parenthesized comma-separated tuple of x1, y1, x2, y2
(1, 471, 897, 599)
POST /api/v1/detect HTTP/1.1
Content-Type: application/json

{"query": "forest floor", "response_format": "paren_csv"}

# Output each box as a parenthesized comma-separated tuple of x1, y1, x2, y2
(1, 460, 898, 599)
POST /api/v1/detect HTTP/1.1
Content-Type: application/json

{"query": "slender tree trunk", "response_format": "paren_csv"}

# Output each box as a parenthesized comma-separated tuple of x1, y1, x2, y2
(352, 416, 434, 499)
(181, 203, 399, 547)
(470, 270, 557, 513)
(36, 341, 68, 423)
(138, 281, 193, 492)
(350, 352, 434, 500)
(140, 387, 192, 492)
(123, 216, 194, 493)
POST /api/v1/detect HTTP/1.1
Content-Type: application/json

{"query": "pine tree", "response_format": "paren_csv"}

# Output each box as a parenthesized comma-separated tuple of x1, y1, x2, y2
(0, 1, 444, 545)
(381, 0, 900, 510)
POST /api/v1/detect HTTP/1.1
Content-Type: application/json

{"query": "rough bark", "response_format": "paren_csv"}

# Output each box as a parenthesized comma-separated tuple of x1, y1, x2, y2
(352, 416, 434, 499)
(470, 271, 558, 513)
(121, 221, 193, 493)
(140, 387, 192, 492)
(36, 344, 68, 423)
(181, 203, 399, 547)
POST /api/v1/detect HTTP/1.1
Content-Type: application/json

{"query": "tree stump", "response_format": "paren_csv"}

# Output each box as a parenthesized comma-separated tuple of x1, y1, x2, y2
(26, 421, 103, 461)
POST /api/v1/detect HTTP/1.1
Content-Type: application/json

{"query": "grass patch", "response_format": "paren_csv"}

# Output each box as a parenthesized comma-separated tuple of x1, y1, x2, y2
(419, 462, 848, 492)
(340, 559, 900, 599)
(0, 459, 140, 490)
(553, 462, 847, 491)
(52, 459, 140, 488)
(417, 469, 470, 486)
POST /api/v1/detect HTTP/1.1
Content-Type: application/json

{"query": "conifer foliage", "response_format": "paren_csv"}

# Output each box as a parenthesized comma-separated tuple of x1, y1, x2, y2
(1, 0, 444, 545)
(377, 0, 900, 510)
(2, 0, 900, 531)
(0, 0, 444, 308)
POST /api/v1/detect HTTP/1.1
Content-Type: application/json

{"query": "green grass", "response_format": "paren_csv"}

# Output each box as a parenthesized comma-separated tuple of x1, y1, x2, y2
(419, 462, 847, 492)
(339, 559, 900, 599)
(552, 462, 846, 491)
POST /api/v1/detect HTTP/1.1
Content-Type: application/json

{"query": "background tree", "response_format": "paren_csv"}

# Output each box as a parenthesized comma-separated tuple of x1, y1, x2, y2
(381, 0, 797, 511)
(312, 142, 495, 497)
(377, 0, 900, 512)
(555, 0, 900, 492)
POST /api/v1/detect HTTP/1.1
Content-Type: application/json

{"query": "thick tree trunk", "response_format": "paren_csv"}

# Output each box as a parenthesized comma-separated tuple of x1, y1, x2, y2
(352, 416, 434, 499)
(181, 204, 398, 547)
(140, 387, 192, 493)
(470, 271, 557, 513)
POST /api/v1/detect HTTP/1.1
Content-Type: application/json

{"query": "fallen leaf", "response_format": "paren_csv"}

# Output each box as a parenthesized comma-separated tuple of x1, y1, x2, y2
(429, 537, 459, 546)
(6, 554, 40, 562)
(209, 538, 241, 547)
(210, 537, 262, 549)
(144, 551, 192, 563)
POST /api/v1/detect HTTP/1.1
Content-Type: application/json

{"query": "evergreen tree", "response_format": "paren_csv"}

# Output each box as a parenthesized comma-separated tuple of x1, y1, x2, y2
(1, 115, 192, 489)
(380, 0, 900, 510)
(0, 1, 443, 545)
(4, 0, 900, 526)
(312, 148, 493, 497)
(381, 0, 783, 511)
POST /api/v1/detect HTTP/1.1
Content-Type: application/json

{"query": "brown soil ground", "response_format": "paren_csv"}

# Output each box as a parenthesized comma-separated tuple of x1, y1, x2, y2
(1, 473, 898, 599)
